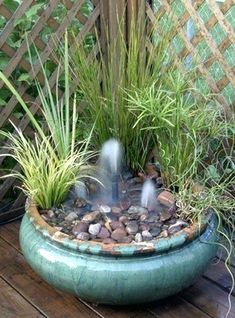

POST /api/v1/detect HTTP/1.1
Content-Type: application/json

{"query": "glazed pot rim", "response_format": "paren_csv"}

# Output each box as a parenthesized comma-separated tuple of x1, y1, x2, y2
(25, 199, 214, 257)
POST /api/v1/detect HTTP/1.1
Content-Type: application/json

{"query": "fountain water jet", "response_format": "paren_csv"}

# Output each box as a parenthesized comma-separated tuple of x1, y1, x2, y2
(100, 139, 122, 203)
(141, 179, 156, 211)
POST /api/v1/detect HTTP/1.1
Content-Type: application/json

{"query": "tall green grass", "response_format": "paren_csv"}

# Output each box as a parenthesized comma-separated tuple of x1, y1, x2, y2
(73, 16, 175, 173)
(0, 33, 93, 209)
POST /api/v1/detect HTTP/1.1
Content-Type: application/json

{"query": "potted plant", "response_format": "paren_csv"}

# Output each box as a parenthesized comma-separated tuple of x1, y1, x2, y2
(0, 26, 233, 316)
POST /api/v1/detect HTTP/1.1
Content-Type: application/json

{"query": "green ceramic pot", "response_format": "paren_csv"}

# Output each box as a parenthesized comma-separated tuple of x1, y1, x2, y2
(20, 201, 218, 305)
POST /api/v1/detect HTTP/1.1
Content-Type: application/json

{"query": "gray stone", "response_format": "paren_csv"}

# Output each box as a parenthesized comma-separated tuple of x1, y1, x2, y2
(150, 226, 161, 237)
(142, 230, 153, 241)
(140, 213, 148, 222)
(112, 206, 122, 214)
(110, 221, 124, 230)
(65, 212, 78, 222)
(77, 232, 90, 241)
(118, 215, 129, 224)
(159, 210, 172, 222)
(47, 210, 55, 218)
(103, 238, 116, 244)
(135, 233, 143, 243)
(128, 206, 148, 215)
(88, 223, 102, 236)
(126, 222, 139, 235)
(99, 205, 111, 213)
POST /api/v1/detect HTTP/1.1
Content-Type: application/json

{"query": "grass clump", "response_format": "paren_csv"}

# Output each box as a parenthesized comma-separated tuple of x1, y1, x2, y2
(0, 33, 93, 209)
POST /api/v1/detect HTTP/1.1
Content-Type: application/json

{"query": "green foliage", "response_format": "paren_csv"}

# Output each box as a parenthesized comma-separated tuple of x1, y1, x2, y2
(73, 17, 174, 173)
(0, 33, 93, 209)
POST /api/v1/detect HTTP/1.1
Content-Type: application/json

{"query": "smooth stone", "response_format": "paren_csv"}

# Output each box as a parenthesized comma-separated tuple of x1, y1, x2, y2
(54, 226, 63, 231)
(111, 228, 127, 242)
(142, 230, 153, 241)
(168, 202, 177, 215)
(147, 214, 160, 223)
(159, 210, 172, 222)
(118, 236, 132, 244)
(82, 211, 100, 223)
(168, 220, 188, 233)
(102, 238, 116, 244)
(99, 205, 111, 213)
(47, 210, 55, 218)
(72, 222, 88, 235)
(97, 226, 110, 239)
(104, 221, 112, 232)
(140, 213, 148, 222)
(128, 206, 148, 215)
(135, 233, 143, 243)
(41, 214, 48, 221)
(88, 223, 102, 236)
(112, 206, 122, 214)
(157, 190, 175, 207)
(168, 226, 182, 235)
(65, 212, 78, 222)
(139, 223, 150, 231)
(77, 232, 90, 241)
(110, 221, 124, 230)
(150, 226, 161, 237)
(161, 230, 169, 238)
(119, 216, 129, 224)
(74, 197, 87, 208)
(126, 222, 139, 235)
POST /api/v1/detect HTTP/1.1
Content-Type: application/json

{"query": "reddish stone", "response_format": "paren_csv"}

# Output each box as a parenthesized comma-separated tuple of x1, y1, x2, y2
(110, 221, 124, 230)
(97, 226, 110, 239)
(111, 228, 127, 242)
(157, 191, 175, 207)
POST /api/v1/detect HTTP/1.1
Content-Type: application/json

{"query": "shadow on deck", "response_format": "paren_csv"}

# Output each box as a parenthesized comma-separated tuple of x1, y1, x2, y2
(0, 220, 234, 318)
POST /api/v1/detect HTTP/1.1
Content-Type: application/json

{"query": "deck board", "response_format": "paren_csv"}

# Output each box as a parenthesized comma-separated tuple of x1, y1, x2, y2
(0, 219, 234, 318)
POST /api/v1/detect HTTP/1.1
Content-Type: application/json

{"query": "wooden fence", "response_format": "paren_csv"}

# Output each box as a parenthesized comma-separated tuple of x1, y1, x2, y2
(0, 0, 234, 221)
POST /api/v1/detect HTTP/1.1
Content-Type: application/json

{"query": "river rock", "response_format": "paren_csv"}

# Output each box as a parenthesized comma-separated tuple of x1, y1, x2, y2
(159, 210, 172, 222)
(126, 222, 139, 235)
(77, 232, 90, 241)
(97, 226, 110, 239)
(82, 211, 100, 223)
(47, 210, 55, 218)
(103, 238, 116, 244)
(111, 228, 127, 242)
(128, 206, 148, 215)
(140, 213, 148, 222)
(142, 230, 153, 241)
(99, 205, 111, 213)
(72, 222, 88, 235)
(150, 226, 161, 237)
(88, 223, 101, 236)
(112, 206, 122, 214)
(135, 233, 143, 243)
(157, 190, 175, 207)
(120, 200, 131, 211)
(74, 197, 87, 208)
(139, 223, 150, 231)
(119, 215, 129, 224)
(65, 212, 78, 222)
(161, 230, 169, 238)
(110, 221, 124, 230)
(118, 236, 132, 243)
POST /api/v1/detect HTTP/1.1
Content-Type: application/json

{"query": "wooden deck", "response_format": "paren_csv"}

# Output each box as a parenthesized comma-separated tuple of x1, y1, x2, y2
(0, 220, 234, 318)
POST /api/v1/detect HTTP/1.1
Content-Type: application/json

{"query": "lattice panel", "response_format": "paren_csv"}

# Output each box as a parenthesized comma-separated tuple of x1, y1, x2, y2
(147, 0, 235, 114)
(0, 0, 100, 219)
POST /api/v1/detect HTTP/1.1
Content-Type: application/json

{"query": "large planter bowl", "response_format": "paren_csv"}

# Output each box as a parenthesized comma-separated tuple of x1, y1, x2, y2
(20, 200, 218, 305)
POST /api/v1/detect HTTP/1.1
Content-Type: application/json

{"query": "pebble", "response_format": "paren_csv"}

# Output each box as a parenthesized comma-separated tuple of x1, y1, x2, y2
(118, 236, 132, 243)
(142, 230, 153, 241)
(168, 226, 182, 235)
(110, 221, 124, 230)
(119, 200, 131, 211)
(111, 228, 127, 242)
(47, 210, 55, 218)
(161, 230, 169, 238)
(74, 197, 87, 208)
(99, 205, 111, 213)
(150, 226, 161, 237)
(97, 226, 110, 239)
(126, 222, 139, 235)
(159, 210, 172, 222)
(135, 233, 142, 243)
(41, 214, 48, 221)
(77, 232, 90, 241)
(128, 206, 148, 215)
(72, 222, 88, 235)
(88, 223, 101, 236)
(82, 211, 100, 223)
(65, 212, 78, 222)
(119, 215, 129, 224)
(112, 206, 122, 214)
(140, 213, 148, 222)
(157, 190, 175, 207)
(104, 221, 112, 232)
(103, 238, 116, 244)
(139, 223, 150, 231)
